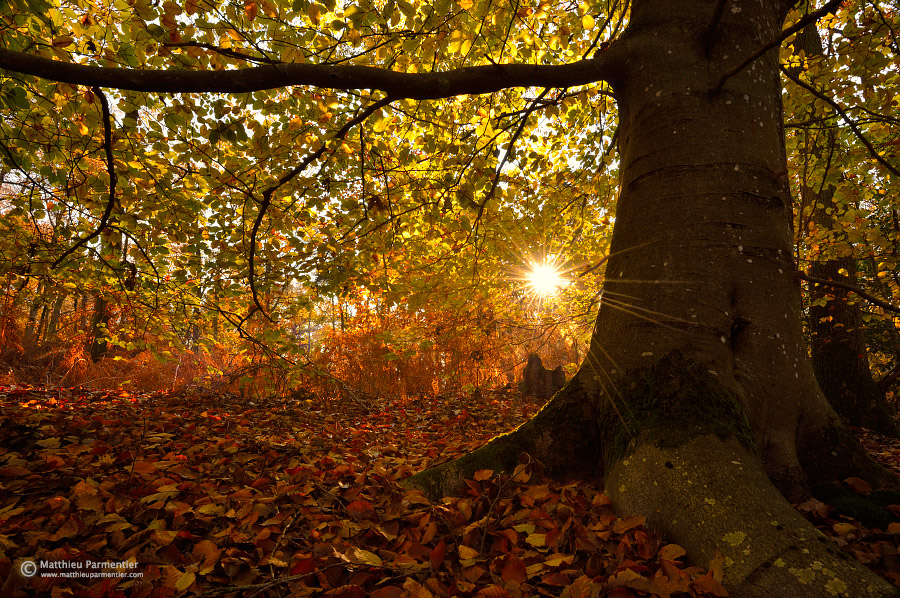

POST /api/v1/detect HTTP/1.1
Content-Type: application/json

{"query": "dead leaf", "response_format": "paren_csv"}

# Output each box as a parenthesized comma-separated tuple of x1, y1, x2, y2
(845, 477, 872, 495)
(500, 554, 526, 585)
(458, 544, 479, 560)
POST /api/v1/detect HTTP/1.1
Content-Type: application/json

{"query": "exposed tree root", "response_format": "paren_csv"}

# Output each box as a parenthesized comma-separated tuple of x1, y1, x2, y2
(404, 355, 900, 597)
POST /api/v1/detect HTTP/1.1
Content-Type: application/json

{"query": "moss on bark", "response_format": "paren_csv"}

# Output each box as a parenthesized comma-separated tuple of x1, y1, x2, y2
(596, 352, 756, 469)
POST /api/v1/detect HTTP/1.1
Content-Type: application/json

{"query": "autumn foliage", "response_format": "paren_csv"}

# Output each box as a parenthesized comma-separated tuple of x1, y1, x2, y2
(1, 385, 730, 598)
(3, 385, 900, 597)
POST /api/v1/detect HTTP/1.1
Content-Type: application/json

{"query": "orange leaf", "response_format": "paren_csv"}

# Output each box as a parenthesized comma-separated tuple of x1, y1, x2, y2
(0, 465, 31, 477)
(192, 539, 222, 574)
(541, 571, 571, 586)
(430, 540, 446, 570)
(833, 522, 856, 537)
(845, 476, 872, 495)
(421, 520, 438, 544)
(402, 578, 434, 598)
(690, 573, 729, 597)
(175, 571, 196, 591)
(473, 469, 493, 481)
(346, 499, 375, 519)
(50, 518, 78, 541)
(475, 585, 510, 598)
(561, 575, 603, 598)
(613, 515, 645, 534)
(458, 545, 479, 560)
(658, 543, 686, 561)
(500, 554, 526, 585)
(708, 550, 725, 582)
(609, 568, 642, 587)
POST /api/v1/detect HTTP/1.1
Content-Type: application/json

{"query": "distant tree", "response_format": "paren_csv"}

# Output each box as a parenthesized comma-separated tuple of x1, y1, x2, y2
(791, 24, 898, 435)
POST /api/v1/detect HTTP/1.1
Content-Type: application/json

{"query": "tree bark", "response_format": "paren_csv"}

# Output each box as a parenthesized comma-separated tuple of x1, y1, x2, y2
(408, 1, 899, 596)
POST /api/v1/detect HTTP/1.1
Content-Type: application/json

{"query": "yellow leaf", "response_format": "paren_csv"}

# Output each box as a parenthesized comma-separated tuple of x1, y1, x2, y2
(460, 0, 473, 8)
(338, 547, 383, 566)
(544, 554, 574, 567)
(192, 539, 222, 574)
(473, 469, 493, 481)
(458, 545, 479, 559)
(308, 3, 321, 24)
(708, 550, 725, 581)
(833, 522, 856, 537)
(175, 571, 195, 591)
(582, 14, 595, 30)
(79, 122, 90, 135)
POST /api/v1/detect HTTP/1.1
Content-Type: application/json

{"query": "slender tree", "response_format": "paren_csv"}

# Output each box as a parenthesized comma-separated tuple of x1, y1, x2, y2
(789, 22, 898, 436)
(2, 0, 900, 595)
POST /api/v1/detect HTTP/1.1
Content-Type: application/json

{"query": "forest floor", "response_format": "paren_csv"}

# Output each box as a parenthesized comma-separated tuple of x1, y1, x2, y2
(1, 385, 900, 598)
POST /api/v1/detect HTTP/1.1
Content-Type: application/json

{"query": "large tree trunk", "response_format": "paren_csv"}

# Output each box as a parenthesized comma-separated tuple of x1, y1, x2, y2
(407, 1, 899, 596)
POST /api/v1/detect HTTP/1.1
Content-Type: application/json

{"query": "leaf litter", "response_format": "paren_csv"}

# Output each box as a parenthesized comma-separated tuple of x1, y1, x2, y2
(0, 385, 897, 597)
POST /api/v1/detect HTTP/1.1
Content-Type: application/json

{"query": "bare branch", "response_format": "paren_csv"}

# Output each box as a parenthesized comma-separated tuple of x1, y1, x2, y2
(0, 46, 625, 99)
(780, 65, 900, 180)
(52, 87, 117, 268)
(709, 0, 842, 94)
(162, 41, 280, 65)
(796, 270, 900, 315)
(246, 96, 394, 320)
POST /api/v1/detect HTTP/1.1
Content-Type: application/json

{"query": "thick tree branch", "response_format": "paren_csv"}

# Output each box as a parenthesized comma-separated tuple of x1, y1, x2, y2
(796, 270, 900, 314)
(709, 0, 842, 94)
(52, 87, 117, 269)
(780, 65, 900, 180)
(0, 47, 625, 98)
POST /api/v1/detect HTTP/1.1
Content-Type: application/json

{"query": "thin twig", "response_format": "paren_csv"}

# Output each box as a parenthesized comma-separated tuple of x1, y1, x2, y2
(709, 0, 843, 94)
(796, 270, 900, 314)
(163, 41, 280, 64)
(246, 96, 393, 320)
(780, 66, 900, 180)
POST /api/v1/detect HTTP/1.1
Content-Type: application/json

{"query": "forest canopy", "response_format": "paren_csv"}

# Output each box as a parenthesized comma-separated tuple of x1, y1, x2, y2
(0, 0, 635, 392)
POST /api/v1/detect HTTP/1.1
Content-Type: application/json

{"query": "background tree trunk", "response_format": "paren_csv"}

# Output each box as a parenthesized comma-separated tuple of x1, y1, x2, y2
(794, 22, 898, 435)
(808, 249, 898, 435)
